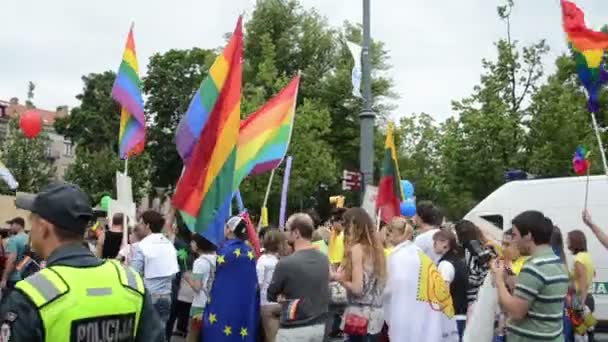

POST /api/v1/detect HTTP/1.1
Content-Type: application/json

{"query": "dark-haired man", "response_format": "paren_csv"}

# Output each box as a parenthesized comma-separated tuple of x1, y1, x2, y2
(0, 182, 164, 341)
(414, 201, 443, 263)
(130, 210, 179, 334)
(491, 210, 568, 342)
(268, 213, 330, 341)
(0, 217, 27, 292)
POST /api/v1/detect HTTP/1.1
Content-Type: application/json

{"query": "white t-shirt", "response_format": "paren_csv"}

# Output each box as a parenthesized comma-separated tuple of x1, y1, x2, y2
(191, 254, 216, 308)
(438, 260, 455, 283)
(256, 253, 279, 306)
(414, 228, 442, 264)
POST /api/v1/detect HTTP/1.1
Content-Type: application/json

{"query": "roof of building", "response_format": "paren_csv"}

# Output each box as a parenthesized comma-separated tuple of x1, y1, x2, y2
(0, 99, 67, 125)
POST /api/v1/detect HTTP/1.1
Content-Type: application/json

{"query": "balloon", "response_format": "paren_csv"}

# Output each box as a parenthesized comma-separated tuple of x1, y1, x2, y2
(19, 110, 42, 139)
(400, 198, 416, 217)
(401, 180, 415, 198)
(100, 195, 112, 212)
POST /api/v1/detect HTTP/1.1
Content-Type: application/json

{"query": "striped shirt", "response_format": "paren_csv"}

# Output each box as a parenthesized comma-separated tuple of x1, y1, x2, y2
(507, 246, 569, 342)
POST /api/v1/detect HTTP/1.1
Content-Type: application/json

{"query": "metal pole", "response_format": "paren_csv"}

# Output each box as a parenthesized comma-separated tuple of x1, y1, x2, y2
(590, 112, 608, 175)
(360, 0, 375, 198)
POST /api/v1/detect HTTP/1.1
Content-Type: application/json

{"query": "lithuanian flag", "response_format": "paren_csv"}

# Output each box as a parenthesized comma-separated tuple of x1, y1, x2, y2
(376, 123, 404, 224)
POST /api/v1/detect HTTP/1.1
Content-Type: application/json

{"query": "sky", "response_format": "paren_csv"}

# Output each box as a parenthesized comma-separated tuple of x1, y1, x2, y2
(1, 0, 608, 122)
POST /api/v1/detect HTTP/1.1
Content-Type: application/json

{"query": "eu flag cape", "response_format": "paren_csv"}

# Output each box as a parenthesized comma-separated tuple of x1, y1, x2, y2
(202, 239, 259, 341)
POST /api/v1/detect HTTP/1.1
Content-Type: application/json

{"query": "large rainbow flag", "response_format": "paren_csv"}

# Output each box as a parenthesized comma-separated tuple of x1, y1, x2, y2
(172, 17, 243, 245)
(111, 24, 146, 159)
(376, 123, 404, 224)
(234, 75, 300, 188)
(561, 0, 608, 113)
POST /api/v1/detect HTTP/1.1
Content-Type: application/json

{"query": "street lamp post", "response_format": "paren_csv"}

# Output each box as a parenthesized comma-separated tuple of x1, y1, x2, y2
(359, 0, 375, 196)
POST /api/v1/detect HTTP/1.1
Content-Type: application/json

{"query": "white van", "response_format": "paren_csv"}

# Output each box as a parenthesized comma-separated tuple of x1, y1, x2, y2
(464, 175, 608, 323)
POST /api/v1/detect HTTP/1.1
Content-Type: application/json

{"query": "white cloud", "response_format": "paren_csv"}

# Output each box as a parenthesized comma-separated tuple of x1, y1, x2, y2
(1, 0, 607, 122)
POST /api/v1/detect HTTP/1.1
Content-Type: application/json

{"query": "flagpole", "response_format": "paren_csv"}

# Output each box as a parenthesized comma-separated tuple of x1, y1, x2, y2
(590, 112, 608, 175)
(124, 158, 129, 176)
(585, 168, 590, 210)
(258, 169, 276, 228)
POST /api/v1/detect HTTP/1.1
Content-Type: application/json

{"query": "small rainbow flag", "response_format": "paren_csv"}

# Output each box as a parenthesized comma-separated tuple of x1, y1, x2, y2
(234, 75, 300, 188)
(111, 23, 146, 159)
(172, 17, 243, 245)
(561, 0, 608, 113)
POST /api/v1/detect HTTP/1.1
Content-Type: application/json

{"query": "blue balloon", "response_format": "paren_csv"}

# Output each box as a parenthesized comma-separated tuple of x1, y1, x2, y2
(401, 180, 415, 198)
(400, 198, 416, 217)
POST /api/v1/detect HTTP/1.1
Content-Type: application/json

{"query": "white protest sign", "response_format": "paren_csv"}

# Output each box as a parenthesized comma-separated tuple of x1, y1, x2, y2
(107, 171, 136, 249)
(361, 185, 378, 223)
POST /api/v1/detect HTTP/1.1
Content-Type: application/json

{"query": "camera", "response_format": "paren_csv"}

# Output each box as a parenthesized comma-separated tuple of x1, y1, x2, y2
(464, 240, 496, 265)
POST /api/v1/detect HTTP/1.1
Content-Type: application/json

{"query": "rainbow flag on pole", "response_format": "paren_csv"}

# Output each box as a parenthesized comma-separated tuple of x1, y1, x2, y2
(172, 17, 243, 245)
(561, 0, 608, 113)
(234, 75, 300, 188)
(111, 23, 146, 159)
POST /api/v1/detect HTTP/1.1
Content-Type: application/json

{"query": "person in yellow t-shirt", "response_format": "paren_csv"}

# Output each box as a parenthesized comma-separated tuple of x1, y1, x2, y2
(328, 208, 346, 268)
(567, 230, 595, 304)
(567, 229, 596, 340)
(502, 229, 529, 276)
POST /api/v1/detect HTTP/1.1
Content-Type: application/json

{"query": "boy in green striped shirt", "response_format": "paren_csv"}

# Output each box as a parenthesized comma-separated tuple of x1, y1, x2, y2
(491, 211, 569, 342)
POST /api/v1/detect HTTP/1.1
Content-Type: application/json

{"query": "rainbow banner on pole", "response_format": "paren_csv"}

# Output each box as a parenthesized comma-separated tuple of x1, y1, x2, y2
(111, 24, 146, 159)
(561, 0, 608, 113)
(172, 17, 243, 245)
(234, 75, 300, 188)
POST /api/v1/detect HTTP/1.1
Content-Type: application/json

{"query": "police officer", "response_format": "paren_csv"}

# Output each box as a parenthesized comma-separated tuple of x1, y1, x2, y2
(0, 182, 165, 341)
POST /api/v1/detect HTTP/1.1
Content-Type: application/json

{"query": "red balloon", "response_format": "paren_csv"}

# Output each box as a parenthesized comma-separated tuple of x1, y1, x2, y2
(19, 110, 42, 139)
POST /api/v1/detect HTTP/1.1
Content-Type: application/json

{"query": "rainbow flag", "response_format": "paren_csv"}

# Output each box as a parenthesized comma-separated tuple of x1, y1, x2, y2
(172, 17, 243, 245)
(561, 0, 608, 113)
(111, 24, 146, 159)
(234, 75, 300, 188)
(376, 123, 404, 224)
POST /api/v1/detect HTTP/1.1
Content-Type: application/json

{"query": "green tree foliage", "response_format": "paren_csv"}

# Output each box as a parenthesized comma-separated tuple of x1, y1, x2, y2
(0, 83, 55, 194)
(55, 72, 120, 152)
(64, 148, 150, 203)
(1, 118, 55, 194)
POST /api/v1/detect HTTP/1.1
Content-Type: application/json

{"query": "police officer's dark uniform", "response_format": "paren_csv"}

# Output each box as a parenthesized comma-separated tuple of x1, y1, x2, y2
(0, 182, 165, 341)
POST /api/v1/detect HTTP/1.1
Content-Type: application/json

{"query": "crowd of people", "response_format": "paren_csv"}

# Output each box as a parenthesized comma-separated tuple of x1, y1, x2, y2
(0, 183, 606, 342)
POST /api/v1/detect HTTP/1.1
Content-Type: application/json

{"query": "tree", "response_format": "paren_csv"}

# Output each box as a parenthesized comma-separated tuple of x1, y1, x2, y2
(244, 0, 395, 173)
(55, 72, 121, 152)
(0, 82, 55, 194)
(64, 148, 151, 203)
(142, 48, 216, 188)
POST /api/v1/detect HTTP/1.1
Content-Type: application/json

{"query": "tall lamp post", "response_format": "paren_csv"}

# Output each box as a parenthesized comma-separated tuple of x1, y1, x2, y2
(359, 0, 375, 197)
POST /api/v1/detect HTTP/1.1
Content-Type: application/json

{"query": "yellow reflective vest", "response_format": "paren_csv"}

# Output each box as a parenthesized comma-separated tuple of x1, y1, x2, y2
(16, 260, 145, 341)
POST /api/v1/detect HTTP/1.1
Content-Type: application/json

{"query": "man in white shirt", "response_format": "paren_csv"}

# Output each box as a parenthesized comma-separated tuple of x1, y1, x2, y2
(413, 201, 443, 263)
(130, 210, 179, 334)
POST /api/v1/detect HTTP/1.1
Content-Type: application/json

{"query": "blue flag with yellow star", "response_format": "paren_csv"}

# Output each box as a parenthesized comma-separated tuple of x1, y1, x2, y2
(202, 239, 259, 341)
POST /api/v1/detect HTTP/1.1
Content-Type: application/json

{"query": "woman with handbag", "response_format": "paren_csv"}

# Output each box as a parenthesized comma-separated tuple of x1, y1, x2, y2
(332, 207, 386, 342)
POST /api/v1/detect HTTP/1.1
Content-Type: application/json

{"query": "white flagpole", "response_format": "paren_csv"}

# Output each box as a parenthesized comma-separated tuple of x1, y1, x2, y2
(590, 112, 608, 175)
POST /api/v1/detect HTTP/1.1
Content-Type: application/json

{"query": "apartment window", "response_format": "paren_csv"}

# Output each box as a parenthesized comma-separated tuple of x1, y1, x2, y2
(64, 141, 73, 157)
(44, 146, 52, 158)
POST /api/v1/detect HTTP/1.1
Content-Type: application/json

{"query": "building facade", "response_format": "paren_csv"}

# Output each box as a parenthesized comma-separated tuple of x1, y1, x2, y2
(0, 98, 74, 179)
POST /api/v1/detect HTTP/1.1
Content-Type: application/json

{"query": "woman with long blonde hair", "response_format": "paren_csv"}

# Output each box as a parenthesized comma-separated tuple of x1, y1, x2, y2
(333, 207, 386, 341)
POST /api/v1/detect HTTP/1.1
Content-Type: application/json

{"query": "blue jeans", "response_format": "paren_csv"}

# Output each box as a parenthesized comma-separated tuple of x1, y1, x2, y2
(348, 333, 380, 342)
(456, 320, 466, 342)
(152, 295, 172, 335)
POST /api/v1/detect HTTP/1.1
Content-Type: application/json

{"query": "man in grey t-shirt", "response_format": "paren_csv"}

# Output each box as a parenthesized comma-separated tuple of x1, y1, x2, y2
(268, 213, 330, 341)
